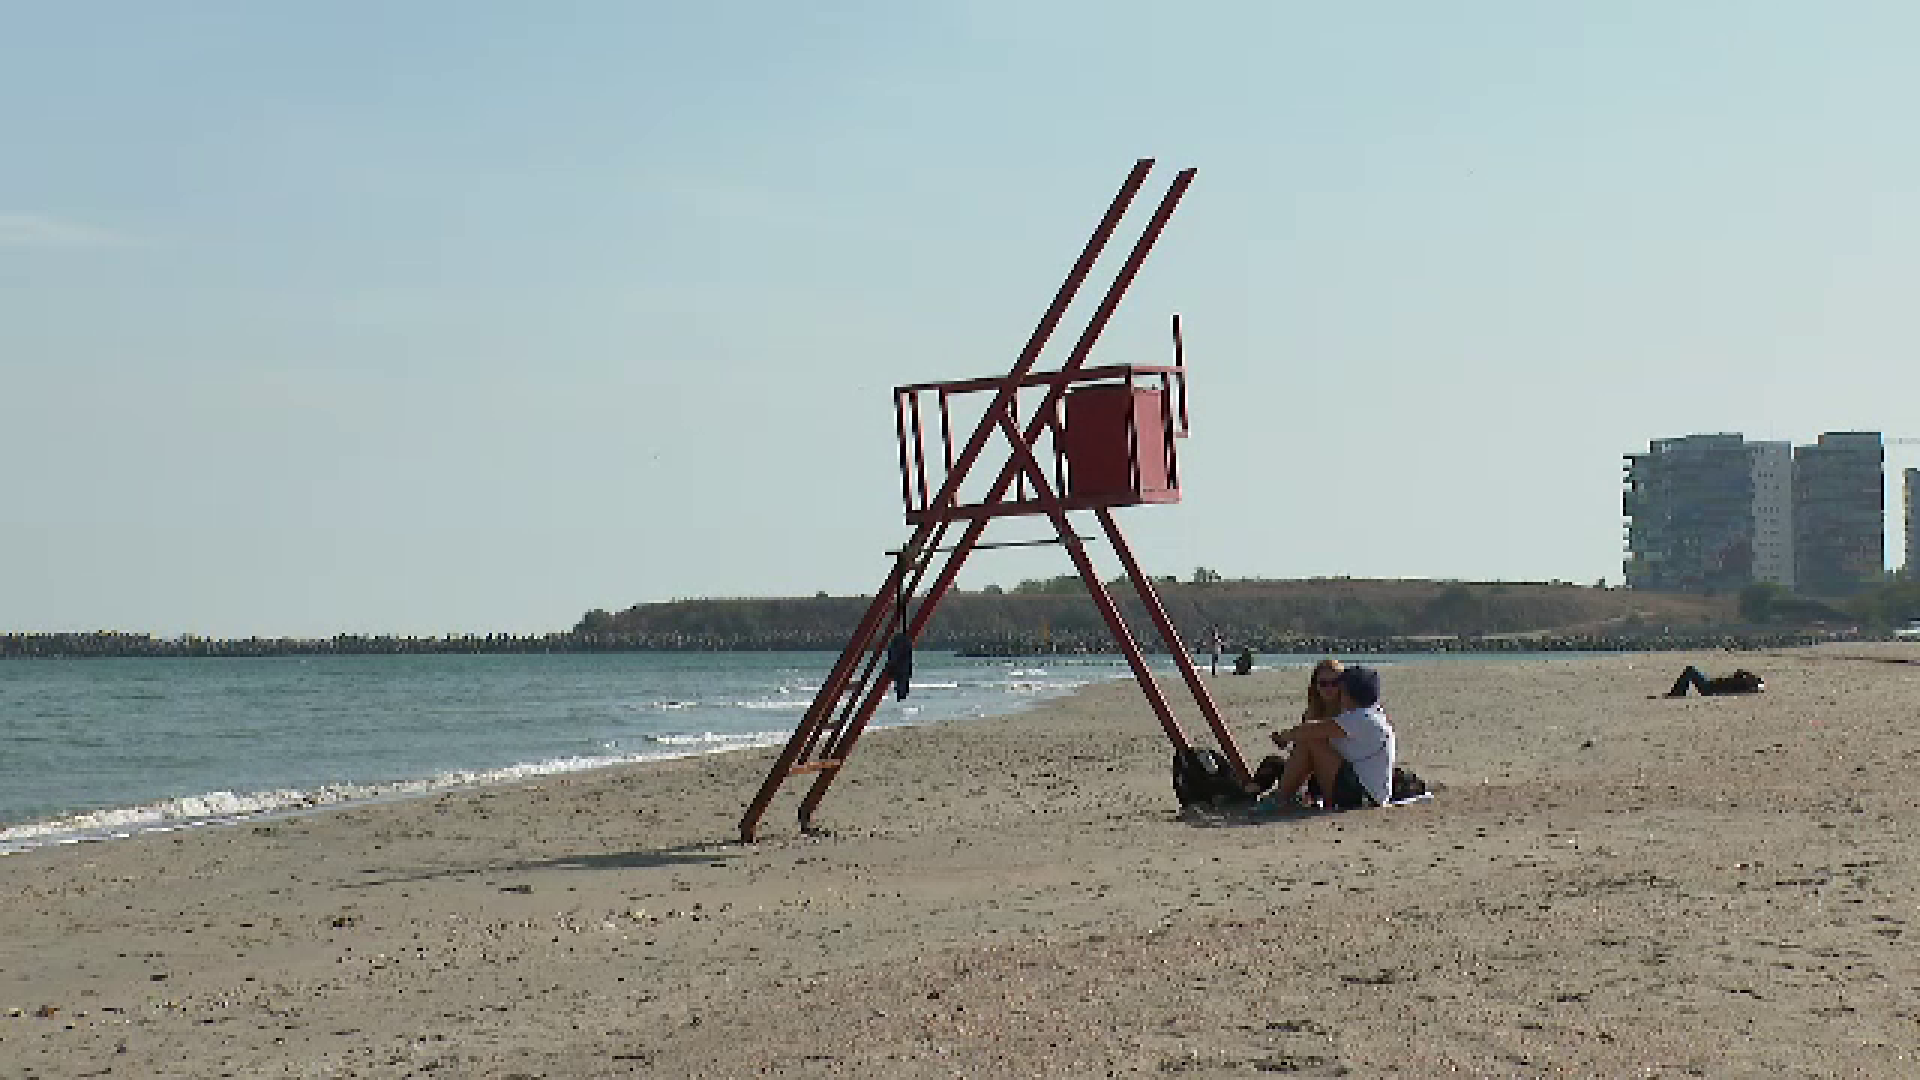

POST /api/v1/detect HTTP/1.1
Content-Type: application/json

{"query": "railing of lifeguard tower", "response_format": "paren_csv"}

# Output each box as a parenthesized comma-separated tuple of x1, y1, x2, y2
(893, 359, 1191, 523)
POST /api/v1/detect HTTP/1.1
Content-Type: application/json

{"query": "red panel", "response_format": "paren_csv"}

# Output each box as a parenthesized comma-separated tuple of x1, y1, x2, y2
(1064, 384, 1175, 503)
(1064, 385, 1131, 499)
(1132, 388, 1170, 494)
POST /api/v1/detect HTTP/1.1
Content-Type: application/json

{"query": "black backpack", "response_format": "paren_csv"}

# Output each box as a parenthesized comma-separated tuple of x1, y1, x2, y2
(1389, 764, 1428, 802)
(1172, 746, 1252, 808)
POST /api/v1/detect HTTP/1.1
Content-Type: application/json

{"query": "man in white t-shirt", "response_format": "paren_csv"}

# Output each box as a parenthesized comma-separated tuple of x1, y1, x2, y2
(1270, 665, 1396, 808)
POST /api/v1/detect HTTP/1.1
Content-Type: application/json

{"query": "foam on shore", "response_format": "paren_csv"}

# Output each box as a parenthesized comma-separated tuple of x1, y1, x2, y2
(0, 733, 801, 855)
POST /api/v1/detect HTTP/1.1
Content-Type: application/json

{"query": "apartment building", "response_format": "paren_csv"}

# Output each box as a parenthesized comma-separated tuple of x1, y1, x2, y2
(1625, 430, 1889, 595)
(1623, 433, 1754, 591)
(1793, 432, 1884, 595)
(1906, 468, 1918, 577)
(1748, 441, 1794, 589)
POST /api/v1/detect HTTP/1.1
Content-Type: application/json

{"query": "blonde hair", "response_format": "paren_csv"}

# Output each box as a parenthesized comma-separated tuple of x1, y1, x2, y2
(1303, 657, 1345, 722)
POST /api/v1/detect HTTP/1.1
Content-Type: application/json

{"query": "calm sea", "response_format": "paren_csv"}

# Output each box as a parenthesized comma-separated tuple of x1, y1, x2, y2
(0, 650, 1495, 854)
(0, 650, 1195, 853)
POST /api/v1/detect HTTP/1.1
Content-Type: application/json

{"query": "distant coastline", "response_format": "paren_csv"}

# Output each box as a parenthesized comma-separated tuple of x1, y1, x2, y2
(11, 576, 1907, 659)
(0, 626, 1872, 659)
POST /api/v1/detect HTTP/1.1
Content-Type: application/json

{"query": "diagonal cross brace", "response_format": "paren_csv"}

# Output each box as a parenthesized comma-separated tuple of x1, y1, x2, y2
(741, 160, 1245, 842)
(738, 161, 1159, 841)
(788, 166, 1206, 824)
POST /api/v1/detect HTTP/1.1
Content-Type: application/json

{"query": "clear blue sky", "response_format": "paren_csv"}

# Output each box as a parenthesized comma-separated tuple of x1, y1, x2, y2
(5, 2, 1916, 637)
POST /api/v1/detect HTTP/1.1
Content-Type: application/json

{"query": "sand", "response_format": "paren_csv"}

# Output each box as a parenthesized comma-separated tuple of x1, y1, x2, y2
(3, 646, 1918, 1078)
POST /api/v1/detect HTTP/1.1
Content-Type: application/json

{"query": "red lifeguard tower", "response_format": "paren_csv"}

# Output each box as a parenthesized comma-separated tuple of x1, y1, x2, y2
(740, 159, 1251, 842)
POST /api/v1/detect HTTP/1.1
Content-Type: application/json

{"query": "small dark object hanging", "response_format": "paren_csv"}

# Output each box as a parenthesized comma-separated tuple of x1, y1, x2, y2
(885, 633, 914, 700)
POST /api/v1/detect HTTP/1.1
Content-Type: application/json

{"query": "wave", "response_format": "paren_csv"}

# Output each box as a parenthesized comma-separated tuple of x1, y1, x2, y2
(0, 656, 1147, 858)
(1000, 678, 1092, 694)
(617, 699, 699, 713)
(0, 733, 797, 857)
(646, 730, 790, 748)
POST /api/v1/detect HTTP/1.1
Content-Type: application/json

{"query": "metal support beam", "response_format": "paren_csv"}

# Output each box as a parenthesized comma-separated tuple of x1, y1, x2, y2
(740, 160, 1235, 842)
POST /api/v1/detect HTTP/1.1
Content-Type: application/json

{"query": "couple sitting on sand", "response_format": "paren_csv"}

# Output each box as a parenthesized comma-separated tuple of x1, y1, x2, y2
(1249, 658, 1396, 809)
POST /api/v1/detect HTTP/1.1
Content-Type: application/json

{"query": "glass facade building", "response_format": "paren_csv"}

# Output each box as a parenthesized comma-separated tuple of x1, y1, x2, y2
(1793, 432, 1884, 596)
(1623, 434, 1755, 592)
(1625, 431, 1887, 595)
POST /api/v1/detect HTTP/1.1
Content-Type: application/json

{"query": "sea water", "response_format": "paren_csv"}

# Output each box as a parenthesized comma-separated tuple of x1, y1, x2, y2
(0, 650, 1223, 853)
(0, 650, 1497, 854)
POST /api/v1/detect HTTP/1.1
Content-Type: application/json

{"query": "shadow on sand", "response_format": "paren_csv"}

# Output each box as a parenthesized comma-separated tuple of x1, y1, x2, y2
(1176, 803, 1322, 829)
(1177, 791, 1437, 829)
(343, 840, 743, 889)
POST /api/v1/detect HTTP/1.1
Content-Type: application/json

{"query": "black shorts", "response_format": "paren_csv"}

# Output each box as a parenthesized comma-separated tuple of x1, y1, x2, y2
(1329, 761, 1379, 810)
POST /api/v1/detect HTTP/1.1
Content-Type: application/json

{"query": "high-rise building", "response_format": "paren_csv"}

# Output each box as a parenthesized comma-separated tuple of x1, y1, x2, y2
(1905, 468, 1918, 578)
(1748, 441, 1794, 590)
(1623, 434, 1754, 591)
(1793, 432, 1884, 595)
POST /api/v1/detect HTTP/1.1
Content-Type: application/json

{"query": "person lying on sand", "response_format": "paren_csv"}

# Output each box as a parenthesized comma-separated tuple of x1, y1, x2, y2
(1258, 664, 1396, 809)
(1661, 665, 1766, 698)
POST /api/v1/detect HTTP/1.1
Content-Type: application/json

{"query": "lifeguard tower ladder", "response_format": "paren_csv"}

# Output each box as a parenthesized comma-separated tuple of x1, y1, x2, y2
(740, 159, 1251, 842)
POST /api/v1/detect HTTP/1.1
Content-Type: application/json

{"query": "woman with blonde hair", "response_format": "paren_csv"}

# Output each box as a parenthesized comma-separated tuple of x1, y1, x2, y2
(1249, 658, 1345, 792)
(1299, 657, 1347, 724)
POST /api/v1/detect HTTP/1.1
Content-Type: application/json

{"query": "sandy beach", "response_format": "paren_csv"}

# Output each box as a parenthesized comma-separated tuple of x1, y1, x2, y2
(3, 646, 1918, 1078)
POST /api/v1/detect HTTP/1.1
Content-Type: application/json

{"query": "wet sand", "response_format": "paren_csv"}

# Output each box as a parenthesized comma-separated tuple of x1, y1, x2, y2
(3, 646, 1918, 1077)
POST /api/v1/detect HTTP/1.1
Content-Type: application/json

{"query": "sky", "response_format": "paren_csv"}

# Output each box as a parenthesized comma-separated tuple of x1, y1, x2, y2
(4, 1, 1917, 638)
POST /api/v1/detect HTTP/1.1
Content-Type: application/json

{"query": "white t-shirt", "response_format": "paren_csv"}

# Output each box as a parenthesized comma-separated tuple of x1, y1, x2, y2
(1331, 704, 1396, 805)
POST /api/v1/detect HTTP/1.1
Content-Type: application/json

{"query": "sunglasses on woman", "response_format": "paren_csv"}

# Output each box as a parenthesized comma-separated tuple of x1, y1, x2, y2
(1315, 677, 1342, 688)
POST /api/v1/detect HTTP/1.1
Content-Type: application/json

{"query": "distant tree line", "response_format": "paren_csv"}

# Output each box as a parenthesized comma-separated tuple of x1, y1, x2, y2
(7, 577, 1907, 659)
(1738, 577, 1920, 629)
(570, 577, 1867, 653)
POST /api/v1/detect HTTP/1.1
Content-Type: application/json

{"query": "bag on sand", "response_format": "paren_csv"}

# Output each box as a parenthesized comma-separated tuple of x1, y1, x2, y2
(1172, 746, 1252, 808)
(1390, 764, 1428, 802)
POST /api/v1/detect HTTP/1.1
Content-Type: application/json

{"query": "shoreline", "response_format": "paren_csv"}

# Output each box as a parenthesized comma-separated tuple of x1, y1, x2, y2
(3, 650, 1573, 858)
(0, 650, 1129, 856)
(4, 645, 1916, 1076)
(0, 731, 794, 858)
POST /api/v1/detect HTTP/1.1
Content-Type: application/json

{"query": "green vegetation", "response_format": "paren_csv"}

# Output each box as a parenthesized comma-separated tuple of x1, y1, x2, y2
(1841, 576, 1920, 628)
(1739, 578, 1919, 629)
(580, 578, 1758, 652)
(15, 578, 1903, 659)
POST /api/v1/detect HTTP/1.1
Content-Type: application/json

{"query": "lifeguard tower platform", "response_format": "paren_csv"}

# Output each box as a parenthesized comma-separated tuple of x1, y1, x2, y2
(740, 159, 1249, 841)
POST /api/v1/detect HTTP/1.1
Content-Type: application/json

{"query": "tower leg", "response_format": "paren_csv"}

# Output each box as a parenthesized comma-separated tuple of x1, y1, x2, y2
(995, 411, 1197, 754)
(1096, 506, 1252, 784)
(794, 515, 995, 828)
(739, 531, 925, 842)
(739, 161, 1206, 839)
